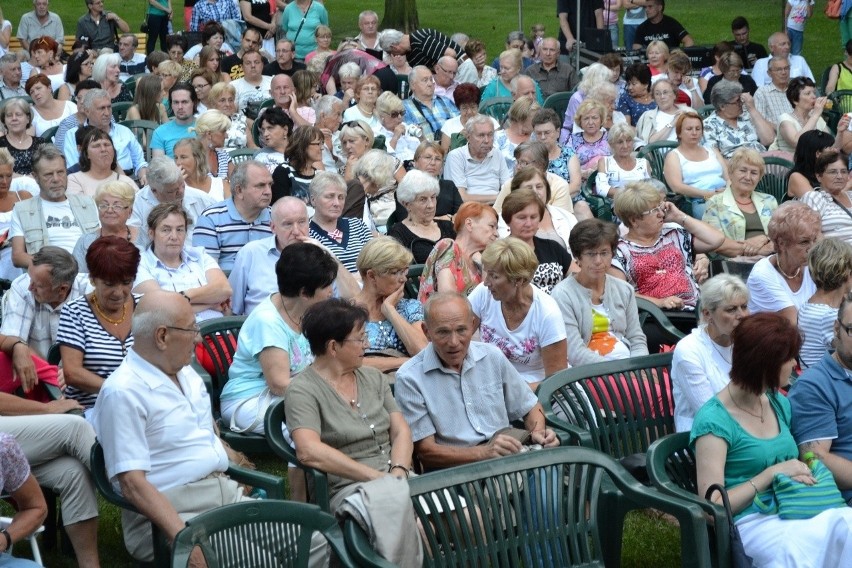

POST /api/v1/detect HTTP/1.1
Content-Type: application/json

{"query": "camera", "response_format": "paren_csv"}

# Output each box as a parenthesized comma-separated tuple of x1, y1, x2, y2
(406, 124, 423, 138)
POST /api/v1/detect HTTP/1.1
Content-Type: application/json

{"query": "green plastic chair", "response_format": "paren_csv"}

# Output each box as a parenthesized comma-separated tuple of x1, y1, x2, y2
(259, 98, 274, 110)
(647, 432, 731, 568)
(449, 131, 467, 150)
(171, 500, 355, 568)
(697, 105, 715, 119)
(120, 119, 160, 163)
(264, 400, 331, 511)
(537, 352, 677, 566)
(396, 73, 410, 99)
(343, 446, 712, 568)
(479, 96, 513, 124)
(635, 298, 688, 345)
(123, 76, 137, 98)
(195, 316, 272, 454)
(829, 89, 852, 114)
(636, 140, 678, 181)
(91, 441, 285, 567)
(755, 156, 793, 204)
(582, 175, 612, 222)
(404, 264, 425, 300)
(40, 125, 60, 144)
(111, 101, 133, 123)
(542, 90, 574, 121)
(228, 148, 259, 164)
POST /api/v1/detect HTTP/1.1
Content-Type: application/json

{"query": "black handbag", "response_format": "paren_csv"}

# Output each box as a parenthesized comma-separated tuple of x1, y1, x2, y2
(704, 483, 755, 568)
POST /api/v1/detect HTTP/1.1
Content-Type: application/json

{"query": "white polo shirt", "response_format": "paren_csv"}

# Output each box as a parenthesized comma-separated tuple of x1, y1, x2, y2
(443, 144, 511, 196)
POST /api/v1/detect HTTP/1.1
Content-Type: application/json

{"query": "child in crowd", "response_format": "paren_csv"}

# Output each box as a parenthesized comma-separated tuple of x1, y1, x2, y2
(531, 23, 545, 59)
(603, 0, 622, 50)
(785, 0, 814, 56)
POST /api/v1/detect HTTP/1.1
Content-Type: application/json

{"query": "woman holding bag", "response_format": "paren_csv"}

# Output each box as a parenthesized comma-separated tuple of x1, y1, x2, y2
(692, 312, 852, 566)
(279, 0, 329, 61)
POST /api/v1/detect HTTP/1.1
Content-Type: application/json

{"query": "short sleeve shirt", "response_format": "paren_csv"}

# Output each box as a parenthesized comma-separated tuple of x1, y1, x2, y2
(366, 299, 424, 356)
(746, 256, 816, 315)
(0, 432, 30, 494)
(634, 15, 689, 48)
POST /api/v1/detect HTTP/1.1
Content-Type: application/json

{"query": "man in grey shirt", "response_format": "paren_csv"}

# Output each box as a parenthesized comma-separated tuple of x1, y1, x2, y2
(395, 293, 558, 471)
(17, 0, 64, 52)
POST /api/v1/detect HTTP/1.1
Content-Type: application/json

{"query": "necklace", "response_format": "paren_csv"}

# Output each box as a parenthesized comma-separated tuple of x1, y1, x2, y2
(734, 197, 754, 206)
(709, 336, 732, 364)
(775, 258, 802, 280)
(91, 293, 127, 325)
(278, 295, 302, 328)
(727, 383, 765, 423)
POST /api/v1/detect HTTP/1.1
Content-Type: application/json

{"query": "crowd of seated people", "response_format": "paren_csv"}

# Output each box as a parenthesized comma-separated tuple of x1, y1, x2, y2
(4, 1, 852, 565)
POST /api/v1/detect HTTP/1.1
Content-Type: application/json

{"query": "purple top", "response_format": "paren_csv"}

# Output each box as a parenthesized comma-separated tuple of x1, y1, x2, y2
(0, 433, 30, 494)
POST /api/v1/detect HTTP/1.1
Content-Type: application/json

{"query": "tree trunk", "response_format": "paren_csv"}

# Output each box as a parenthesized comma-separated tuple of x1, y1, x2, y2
(381, 0, 420, 33)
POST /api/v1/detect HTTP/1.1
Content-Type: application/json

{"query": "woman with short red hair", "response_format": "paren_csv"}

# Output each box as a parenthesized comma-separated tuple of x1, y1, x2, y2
(28, 36, 71, 100)
(26, 74, 77, 138)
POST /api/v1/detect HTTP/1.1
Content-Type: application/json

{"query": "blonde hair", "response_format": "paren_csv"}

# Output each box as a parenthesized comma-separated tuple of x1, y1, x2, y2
(95, 180, 136, 208)
(506, 97, 540, 124)
(613, 181, 664, 228)
(646, 40, 670, 61)
(356, 236, 413, 278)
(481, 237, 538, 283)
(208, 81, 236, 107)
(574, 99, 608, 126)
(808, 238, 852, 291)
(193, 109, 232, 137)
(728, 147, 766, 179)
(157, 60, 182, 78)
(376, 91, 404, 114)
(499, 48, 523, 70)
(0, 148, 13, 168)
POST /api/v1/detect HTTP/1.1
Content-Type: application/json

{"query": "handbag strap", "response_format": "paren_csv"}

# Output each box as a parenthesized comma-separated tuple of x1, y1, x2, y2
(704, 483, 739, 528)
(827, 192, 852, 222)
(291, 0, 314, 46)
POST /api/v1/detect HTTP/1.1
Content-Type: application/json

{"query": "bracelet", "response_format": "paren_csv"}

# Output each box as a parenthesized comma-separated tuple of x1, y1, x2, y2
(748, 479, 759, 497)
(389, 464, 411, 478)
(10, 339, 27, 352)
(0, 529, 10, 551)
(179, 291, 191, 303)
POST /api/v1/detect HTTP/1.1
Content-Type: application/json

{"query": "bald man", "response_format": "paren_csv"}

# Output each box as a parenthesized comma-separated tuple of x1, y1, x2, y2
(750, 31, 814, 87)
(433, 55, 459, 99)
(92, 291, 251, 562)
(229, 196, 358, 315)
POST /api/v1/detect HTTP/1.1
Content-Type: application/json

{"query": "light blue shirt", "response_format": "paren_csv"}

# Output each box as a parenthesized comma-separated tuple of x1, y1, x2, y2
(134, 245, 222, 321)
(151, 119, 196, 158)
(63, 121, 148, 176)
(192, 198, 272, 272)
(129, 185, 217, 249)
(222, 295, 313, 402)
(228, 235, 280, 316)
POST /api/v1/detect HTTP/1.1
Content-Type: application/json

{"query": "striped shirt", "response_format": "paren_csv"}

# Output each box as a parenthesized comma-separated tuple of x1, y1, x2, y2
(407, 28, 462, 69)
(214, 149, 230, 179)
(798, 302, 837, 370)
(56, 294, 140, 409)
(800, 189, 852, 245)
(309, 217, 372, 274)
(192, 198, 273, 272)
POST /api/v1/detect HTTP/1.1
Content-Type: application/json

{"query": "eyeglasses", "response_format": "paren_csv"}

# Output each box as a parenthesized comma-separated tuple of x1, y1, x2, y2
(824, 168, 849, 177)
(166, 324, 201, 335)
(382, 111, 403, 118)
(97, 203, 129, 212)
(581, 250, 613, 259)
(770, 65, 791, 72)
(192, 83, 210, 90)
(724, 98, 743, 107)
(839, 319, 852, 337)
(341, 334, 370, 345)
(340, 121, 365, 133)
(641, 204, 665, 217)
(436, 65, 457, 76)
(655, 90, 674, 96)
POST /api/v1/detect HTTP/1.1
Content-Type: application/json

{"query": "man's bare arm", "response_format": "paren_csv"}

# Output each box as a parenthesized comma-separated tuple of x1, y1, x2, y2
(799, 439, 852, 491)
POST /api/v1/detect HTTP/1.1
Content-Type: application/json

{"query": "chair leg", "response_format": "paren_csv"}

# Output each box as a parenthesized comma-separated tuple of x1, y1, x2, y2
(40, 487, 57, 551)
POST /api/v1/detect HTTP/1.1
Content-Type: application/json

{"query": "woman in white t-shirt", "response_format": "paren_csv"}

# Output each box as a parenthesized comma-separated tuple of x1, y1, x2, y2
(469, 237, 567, 389)
(746, 201, 821, 327)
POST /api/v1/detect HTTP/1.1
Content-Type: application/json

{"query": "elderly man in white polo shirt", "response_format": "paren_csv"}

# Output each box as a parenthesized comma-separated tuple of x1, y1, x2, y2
(443, 114, 511, 203)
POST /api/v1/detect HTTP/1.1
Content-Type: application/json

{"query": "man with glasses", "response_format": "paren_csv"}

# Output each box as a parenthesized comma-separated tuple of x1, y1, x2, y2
(395, 293, 559, 472)
(433, 56, 459, 99)
(151, 83, 198, 158)
(790, 294, 852, 505)
(751, 31, 815, 87)
(263, 39, 305, 77)
(522, 37, 576, 99)
(192, 160, 273, 272)
(92, 290, 255, 564)
(76, 0, 129, 50)
(117, 33, 146, 82)
(17, 0, 64, 52)
(0, 54, 27, 100)
(754, 56, 794, 125)
(402, 66, 459, 142)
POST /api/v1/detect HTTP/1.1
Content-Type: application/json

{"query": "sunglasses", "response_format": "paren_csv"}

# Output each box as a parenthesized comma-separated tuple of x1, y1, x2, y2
(383, 111, 403, 118)
(340, 120, 365, 132)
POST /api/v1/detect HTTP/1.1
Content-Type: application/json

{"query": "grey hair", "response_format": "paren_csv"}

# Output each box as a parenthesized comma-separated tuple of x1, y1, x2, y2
(607, 122, 637, 146)
(424, 292, 473, 326)
(231, 160, 265, 194)
(131, 304, 172, 343)
(32, 143, 66, 172)
(146, 156, 183, 189)
(510, 74, 535, 94)
(506, 31, 526, 44)
(450, 33, 469, 48)
(396, 169, 439, 204)
(91, 52, 120, 83)
(379, 29, 405, 53)
(464, 114, 496, 136)
(353, 149, 397, 189)
(513, 141, 548, 170)
(0, 53, 17, 69)
(710, 79, 743, 111)
(408, 65, 430, 87)
(578, 63, 612, 94)
(81, 88, 110, 111)
(359, 10, 378, 21)
(31, 246, 79, 287)
(315, 95, 341, 118)
(768, 55, 789, 70)
(309, 170, 347, 201)
(271, 196, 308, 224)
(587, 81, 618, 101)
(699, 274, 749, 323)
(338, 61, 361, 80)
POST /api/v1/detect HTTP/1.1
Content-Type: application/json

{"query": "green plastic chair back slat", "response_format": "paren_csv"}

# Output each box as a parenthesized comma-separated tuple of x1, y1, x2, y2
(479, 97, 513, 124)
(396, 73, 410, 99)
(342, 446, 712, 568)
(829, 89, 852, 114)
(647, 432, 731, 567)
(40, 125, 60, 144)
(228, 148, 259, 164)
(120, 120, 160, 163)
(171, 500, 355, 568)
(755, 156, 793, 204)
(265, 400, 331, 511)
(582, 175, 612, 221)
(635, 297, 687, 346)
(405, 264, 424, 299)
(542, 90, 574, 121)
(636, 141, 678, 181)
(111, 101, 133, 123)
(697, 105, 715, 119)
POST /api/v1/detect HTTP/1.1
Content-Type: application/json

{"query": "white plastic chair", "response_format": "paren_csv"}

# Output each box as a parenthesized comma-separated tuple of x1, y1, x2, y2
(0, 515, 44, 566)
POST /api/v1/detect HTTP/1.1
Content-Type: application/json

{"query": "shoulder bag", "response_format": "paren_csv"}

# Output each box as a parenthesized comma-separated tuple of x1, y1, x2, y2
(752, 459, 847, 520)
(704, 483, 754, 568)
